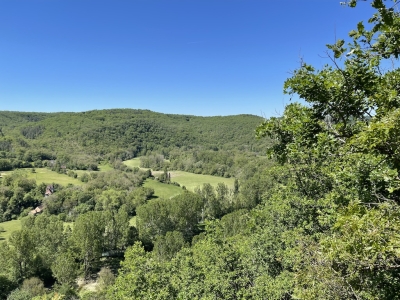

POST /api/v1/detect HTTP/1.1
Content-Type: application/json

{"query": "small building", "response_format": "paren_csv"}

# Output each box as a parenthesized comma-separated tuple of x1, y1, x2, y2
(29, 205, 44, 216)
(45, 185, 54, 197)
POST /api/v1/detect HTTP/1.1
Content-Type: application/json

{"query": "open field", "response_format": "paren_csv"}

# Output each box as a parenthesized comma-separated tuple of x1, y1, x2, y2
(98, 163, 113, 172)
(1, 166, 116, 187)
(124, 158, 235, 191)
(26, 168, 84, 186)
(143, 179, 183, 199)
(0, 219, 22, 242)
(123, 158, 145, 169)
(1, 168, 84, 186)
(153, 171, 235, 192)
(0, 161, 234, 241)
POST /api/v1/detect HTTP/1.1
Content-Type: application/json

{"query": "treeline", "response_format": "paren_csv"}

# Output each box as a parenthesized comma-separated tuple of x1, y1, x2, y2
(0, 173, 45, 221)
(141, 149, 271, 178)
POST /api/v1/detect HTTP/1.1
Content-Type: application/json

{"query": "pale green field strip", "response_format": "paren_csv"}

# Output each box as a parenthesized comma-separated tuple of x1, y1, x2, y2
(2, 165, 113, 187)
(0, 219, 21, 241)
(123, 158, 143, 169)
(98, 163, 113, 172)
(2, 168, 84, 186)
(123, 158, 235, 191)
(123, 158, 170, 170)
(163, 171, 234, 191)
(26, 168, 84, 185)
(143, 179, 183, 199)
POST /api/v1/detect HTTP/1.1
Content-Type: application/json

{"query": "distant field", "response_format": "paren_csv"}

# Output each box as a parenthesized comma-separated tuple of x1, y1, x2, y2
(0, 219, 21, 242)
(26, 168, 84, 186)
(124, 158, 235, 192)
(143, 179, 183, 199)
(123, 158, 144, 169)
(157, 171, 235, 192)
(0, 219, 74, 243)
(1, 166, 118, 187)
(1, 168, 84, 186)
(98, 163, 113, 172)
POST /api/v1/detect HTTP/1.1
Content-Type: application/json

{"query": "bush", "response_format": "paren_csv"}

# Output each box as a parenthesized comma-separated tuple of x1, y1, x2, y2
(21, 277, 45, 298)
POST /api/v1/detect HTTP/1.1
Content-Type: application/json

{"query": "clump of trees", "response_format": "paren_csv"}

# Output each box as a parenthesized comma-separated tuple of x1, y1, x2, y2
(0, 172, 45, 221)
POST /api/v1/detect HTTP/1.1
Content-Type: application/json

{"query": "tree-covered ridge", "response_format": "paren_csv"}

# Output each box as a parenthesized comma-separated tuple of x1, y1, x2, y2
(0, 109, 267, 161)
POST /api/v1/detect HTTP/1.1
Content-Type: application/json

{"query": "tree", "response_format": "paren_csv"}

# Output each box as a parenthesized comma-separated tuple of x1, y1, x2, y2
(51, 252, 78, 286)
(70, 211, 106, 278)
(153, 231, 186, 261)
(7, 229, 37, 282)
(97, 267, 115, 292)
(107, 242, 174, 299)
(21, 277, 45, 298)
(255, 1, 400, 298)
(0, 275, 16, 300)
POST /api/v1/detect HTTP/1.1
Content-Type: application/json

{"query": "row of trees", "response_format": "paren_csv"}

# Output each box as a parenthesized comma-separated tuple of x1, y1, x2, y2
(139, 149, 272, 178)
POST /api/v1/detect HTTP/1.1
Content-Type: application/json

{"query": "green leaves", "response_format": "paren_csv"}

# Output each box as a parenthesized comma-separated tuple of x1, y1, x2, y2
(372, 0, 385, 9)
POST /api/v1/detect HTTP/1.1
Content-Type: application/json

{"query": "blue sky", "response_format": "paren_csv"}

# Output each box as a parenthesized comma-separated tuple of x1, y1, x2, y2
(0, 0, 375, 117)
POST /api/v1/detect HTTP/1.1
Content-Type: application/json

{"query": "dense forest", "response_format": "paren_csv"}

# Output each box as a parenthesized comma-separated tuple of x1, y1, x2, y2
(2, 0, 400, 299)
(0, 109, 267, 167)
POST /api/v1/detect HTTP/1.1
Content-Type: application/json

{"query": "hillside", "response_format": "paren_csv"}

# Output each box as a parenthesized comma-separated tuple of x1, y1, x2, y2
(0, 109, 268, 166)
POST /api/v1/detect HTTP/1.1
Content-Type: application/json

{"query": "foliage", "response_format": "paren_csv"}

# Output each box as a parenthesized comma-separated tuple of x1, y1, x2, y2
(109, 2, 400, 299)
(0, 110, 268, 173)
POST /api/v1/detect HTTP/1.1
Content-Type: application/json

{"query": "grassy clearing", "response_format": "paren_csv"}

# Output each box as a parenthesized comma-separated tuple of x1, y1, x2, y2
(124, 158, 235, 192)
(98, 163, 113, 172)
(2, 168, 84, 186)
(0, 219, 74, 242)
(2, 164, 114, 188)
(143, 179, 183, 199)
(123, 158, 144, 169)
(0, 219, 22, 242)
(158, 171, 235, 192)
(25, 168, 84, 186)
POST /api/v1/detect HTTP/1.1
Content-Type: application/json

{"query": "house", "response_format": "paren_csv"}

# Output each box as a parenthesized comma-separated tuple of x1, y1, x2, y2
(29, 205, 44, 216)
(45, 185, 54, 197)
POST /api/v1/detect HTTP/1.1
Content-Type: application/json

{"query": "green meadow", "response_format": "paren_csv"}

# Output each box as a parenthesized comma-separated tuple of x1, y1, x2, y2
(143, 179, 183, 199)
(124, 158, 235, 192)
(163, 171, 234, 191)
(26, 168, 84, 186)
(0, 219, 22, 242)
(123, 157, 144, 169)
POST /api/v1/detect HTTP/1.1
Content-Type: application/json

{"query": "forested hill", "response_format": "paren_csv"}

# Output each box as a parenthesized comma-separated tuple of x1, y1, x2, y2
(0, 109, 268, 162)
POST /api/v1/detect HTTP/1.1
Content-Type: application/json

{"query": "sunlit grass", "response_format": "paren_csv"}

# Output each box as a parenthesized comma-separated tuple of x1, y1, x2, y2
(123, 158, 144, 169)
(98, 163, 113, 172)
(161, 171, 235, 191)
(25, 168, 84, 186)
(0, 219, 21, 242)
(143, 179, 183, 199)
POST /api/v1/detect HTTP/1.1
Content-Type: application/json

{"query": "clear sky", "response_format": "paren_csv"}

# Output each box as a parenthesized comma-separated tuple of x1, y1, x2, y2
(0, 0, 375, 117)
